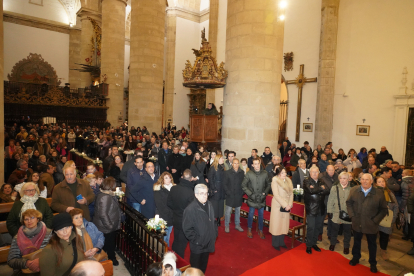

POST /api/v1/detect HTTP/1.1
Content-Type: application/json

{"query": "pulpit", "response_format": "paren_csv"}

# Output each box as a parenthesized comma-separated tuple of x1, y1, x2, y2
(190, 115, 219, 143)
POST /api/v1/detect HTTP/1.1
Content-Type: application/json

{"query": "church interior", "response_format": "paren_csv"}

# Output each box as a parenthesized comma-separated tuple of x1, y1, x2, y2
(1, 0, 414, 275)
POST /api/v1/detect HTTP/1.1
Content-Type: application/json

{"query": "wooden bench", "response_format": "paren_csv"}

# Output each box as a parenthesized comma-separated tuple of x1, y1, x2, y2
(0, 198, 114, 275)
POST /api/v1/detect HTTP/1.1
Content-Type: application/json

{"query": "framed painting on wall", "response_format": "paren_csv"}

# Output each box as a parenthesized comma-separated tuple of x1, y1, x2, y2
(303, 123, 313, 132)
(356, 125, 370, 136)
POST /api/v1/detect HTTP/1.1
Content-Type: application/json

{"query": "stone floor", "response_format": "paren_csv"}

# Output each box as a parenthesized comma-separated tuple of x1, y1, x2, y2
(318, 224, 414, 276)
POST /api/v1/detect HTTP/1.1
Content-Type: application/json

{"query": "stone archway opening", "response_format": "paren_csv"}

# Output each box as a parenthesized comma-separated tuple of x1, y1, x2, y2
(279, 75, 288, 144)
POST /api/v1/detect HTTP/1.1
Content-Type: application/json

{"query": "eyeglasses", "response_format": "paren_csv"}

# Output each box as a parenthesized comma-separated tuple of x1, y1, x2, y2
(24, 216, 37, 222)
(24, 189, 36, 193)
(197, 192, 209, 196)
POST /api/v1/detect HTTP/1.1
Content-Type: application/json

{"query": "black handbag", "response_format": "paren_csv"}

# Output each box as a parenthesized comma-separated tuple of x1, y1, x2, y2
(336, 185, 351, 222)
(280, 207, 290, 213)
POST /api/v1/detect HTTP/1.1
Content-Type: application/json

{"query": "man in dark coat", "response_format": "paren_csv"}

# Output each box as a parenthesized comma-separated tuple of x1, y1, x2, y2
(292, 159, 309, 189)
(126, 156, 145, 212)
(376, 146, 393, 165)
(183, 184, 218, 273)
(138, 162, 159, 219)
(247, 149, 258, 170)
(303, 166, 329, 254)
(120, 150, 143, 184)
(223, 158, 245, 233)
(103, 145, 119, 177)
(261, 147, 273, 166)
(168, 145, 183, 183)
(265, 155, 282, 174)
(167, 169, 195, 258)
(346, 173, 388, 273)
(242, 158, 271, 239)
(279, 141, 289, 159)
(319, 165, 339, 240)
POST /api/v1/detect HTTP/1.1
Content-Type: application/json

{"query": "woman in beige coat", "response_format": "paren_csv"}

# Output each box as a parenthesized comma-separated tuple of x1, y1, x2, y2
(269, 167, 293, 250)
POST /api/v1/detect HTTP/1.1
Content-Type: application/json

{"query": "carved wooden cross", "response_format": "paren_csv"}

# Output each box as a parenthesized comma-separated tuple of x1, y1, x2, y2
(286, 64, 317, 142)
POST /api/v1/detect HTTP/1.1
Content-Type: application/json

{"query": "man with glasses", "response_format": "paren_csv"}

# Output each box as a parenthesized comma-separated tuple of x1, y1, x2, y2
(183, 184, 218, 273)
(7, 159, 33, 185)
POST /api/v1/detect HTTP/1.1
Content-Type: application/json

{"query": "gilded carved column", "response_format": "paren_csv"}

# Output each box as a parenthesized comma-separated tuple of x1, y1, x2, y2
(101, 0, 126, 126)
(206, 0, 219, 107)
(129, 0, 165, 133)
(222, 0, 284, 158)
(77, 1, 101, 88)
(0, 0, 4, 184)
(314, 0, 340, 146)
(163, 9, 177, 127)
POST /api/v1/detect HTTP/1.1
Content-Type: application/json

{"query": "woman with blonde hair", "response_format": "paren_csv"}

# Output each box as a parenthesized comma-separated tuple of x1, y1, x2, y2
(7, 182, 53, 237)
(269, 167, 293, 250)
(207, 154, 225, 226)
(153, 172, 176, 246)
(374, 176, 399, 260)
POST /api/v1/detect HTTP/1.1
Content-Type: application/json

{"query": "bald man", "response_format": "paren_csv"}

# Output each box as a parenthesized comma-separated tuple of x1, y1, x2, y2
(319, 165, 339, 240)
(69, 260, 105, 276)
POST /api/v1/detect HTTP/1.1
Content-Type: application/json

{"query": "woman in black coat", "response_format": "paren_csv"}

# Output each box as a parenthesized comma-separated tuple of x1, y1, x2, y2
(223, 159, 245, 232)
(108, 155, 123, 187)
(207, 154, 225, 226)
(153, 172, 175, 247)
(167, 145, 183, 183)
(190, 152, 207, 184)
(182, 148, 194, 171)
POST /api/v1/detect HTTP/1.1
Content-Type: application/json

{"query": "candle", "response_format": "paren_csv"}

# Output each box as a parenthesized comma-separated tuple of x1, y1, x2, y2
(155, 215, 160, 223)
(116, 187, 120, 192)
(82, 152, 85, 155)
(297, 185, 300, 189)
(96, 158, 99, 161)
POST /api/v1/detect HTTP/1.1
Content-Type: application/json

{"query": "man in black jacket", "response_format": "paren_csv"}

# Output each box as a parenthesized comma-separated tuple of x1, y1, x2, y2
(223, 158, 245, 233)
(167, 169, 195, 258)
(303, 165, 329, 254)
(376, 146, 393, 165)
(319, 165, 338, 240)
(168, 145, 182, 183)
(261, 147, 273, 166)
(183, 184, 218, 273)
(158, 141, 171, 174)
(103, 145, 119, 177)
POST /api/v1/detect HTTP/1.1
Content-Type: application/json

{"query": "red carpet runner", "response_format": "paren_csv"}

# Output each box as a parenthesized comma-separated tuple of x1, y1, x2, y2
(170, 213, 302, 275)
(240, 243, 390, 276)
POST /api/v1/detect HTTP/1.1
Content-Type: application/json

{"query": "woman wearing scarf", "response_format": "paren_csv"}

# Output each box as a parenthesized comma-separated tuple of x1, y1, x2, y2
(7, 209, 53, 275)
(69, 208, 106, 261)
(374, 176, 399, 261)
(6, 182, 53, 237)
(190, 152, 207, 184)
(207, 154, 226, 226)
(93, 177, 121, 266)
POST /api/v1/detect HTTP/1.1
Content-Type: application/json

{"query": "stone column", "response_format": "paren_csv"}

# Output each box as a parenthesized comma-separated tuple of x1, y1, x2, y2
(206, 0, 219, 107)
(314, 0, 340, 146)
(129, 0, 165, 133)
(222, 0, 284, 158)
(77, 2, 101, 88)
(101, 0, 127, 126)
(0, 0, 4, 184)
(163, 9, 177, 127)
(69, 28, 82, 88)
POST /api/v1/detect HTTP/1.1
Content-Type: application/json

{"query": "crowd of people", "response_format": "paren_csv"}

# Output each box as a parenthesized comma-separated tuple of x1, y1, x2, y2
(1, 116, 414, 275)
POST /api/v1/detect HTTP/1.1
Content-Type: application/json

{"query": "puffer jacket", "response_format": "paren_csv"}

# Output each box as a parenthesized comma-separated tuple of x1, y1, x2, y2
(93, 192, 121, 234)
(401, 176, 414, 212)
(346, 185, 388, 234)
(241, 169, 271, 209)
(303, 177, 329, 216)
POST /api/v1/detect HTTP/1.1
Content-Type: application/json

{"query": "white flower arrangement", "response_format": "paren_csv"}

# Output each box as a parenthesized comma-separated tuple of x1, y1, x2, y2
(404, 273, 414, 276)
(149, 156, 158, 162)
(114, 189, 125, 197)
(93, 159, 103, 164)
(293, 188, 304, 196)
(70, 148, 77, 152)
(146, 215, 167, 232)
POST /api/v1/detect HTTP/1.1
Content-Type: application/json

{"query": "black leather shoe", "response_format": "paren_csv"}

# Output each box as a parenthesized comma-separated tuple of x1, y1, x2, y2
(306, 247, 312, 254)
(349, 259, 359, 266)
(312, 245, 321, 252)
(216, 219, 221, 226)
(329, 245, 335, 251)
(370, 265, 377, 273)
(273, 246, 280, 251)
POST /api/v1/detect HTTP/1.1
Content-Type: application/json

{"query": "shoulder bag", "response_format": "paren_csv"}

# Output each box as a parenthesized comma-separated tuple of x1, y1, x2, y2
(336, 185, 351, 222)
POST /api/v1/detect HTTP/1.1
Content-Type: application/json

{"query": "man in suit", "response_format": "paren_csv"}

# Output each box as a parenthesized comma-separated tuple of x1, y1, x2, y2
(292, 159, 309, 189)
(167, 169, 195, 258)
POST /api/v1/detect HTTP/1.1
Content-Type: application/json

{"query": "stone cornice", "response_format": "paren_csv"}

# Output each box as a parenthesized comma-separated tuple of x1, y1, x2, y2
(76, 7, 102, 22)
(166, 7, 209, 23)
(3, 11, 76, 34)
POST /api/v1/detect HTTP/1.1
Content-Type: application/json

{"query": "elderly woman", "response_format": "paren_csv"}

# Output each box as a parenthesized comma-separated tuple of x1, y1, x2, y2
(154, 172, 176, 247)
(69, 208, 106, 261)
(93, 177, 121, 266)
(7, 209, 53, 275)
(7, 182, 53, 237)
(39, 213, 85, 276)
(374, 176, 399, 261)
(327, 172, 352, 254)
(269, 167, 293, 250)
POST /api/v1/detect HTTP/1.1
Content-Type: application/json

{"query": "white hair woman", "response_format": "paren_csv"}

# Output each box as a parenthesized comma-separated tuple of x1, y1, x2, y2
(327, 172, 352, 254)
(6, 182, 53, 237)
